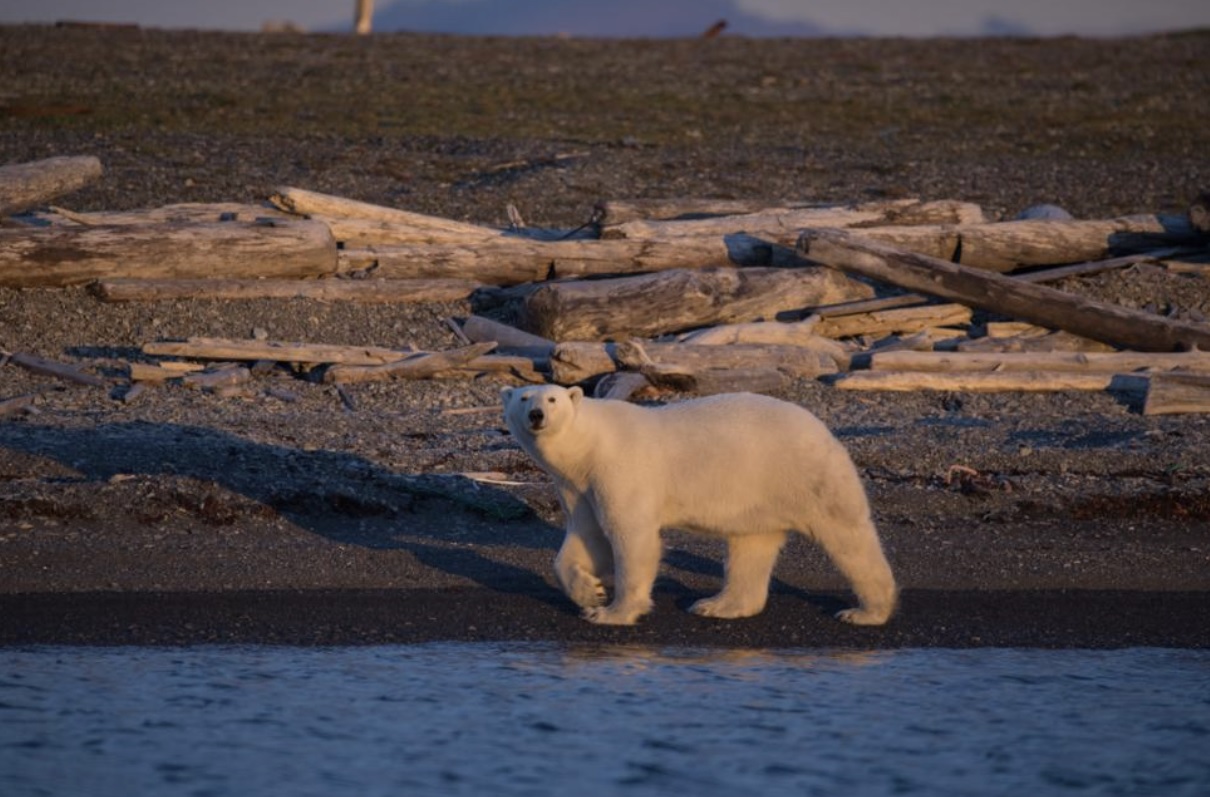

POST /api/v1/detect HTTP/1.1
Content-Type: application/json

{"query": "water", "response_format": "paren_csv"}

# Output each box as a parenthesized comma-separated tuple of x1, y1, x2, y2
(2, 645, 1208, 797)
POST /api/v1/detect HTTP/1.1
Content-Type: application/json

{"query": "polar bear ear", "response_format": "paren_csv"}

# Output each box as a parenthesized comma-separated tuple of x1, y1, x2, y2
(567, 385, 584, 404)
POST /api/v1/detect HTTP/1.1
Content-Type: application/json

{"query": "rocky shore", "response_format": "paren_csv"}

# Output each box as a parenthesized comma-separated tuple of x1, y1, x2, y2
(1, 25, 1208, 647)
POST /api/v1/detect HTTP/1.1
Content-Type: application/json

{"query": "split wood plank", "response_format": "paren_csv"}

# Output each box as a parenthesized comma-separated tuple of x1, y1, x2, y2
(94, 277, 481, 303)
(0, 219, 338, 288)
(798, 228, 1210, 352)
(269, 186, 498, 238)
(0, 156, 103, 216)
(604, 199, 984, 245)
(323, 342, 497, 383)
(814, 303, 972, 339)
(1144, 373, 1210, 415)
(520, 266, 874, 341)
(865, 350, 1210, 374)
(143, 337, 413, 366)
(835, 371, 1150, 393)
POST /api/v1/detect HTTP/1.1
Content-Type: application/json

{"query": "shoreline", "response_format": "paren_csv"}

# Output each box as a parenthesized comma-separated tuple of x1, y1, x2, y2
(3, 588, 1208, 649)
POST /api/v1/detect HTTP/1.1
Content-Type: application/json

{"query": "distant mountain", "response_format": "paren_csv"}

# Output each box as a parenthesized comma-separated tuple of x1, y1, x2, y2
(370, 0, 834, 37)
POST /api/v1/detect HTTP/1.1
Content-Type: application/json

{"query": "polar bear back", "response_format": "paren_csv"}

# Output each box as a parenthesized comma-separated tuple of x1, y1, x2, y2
(579, 392, 869, 536)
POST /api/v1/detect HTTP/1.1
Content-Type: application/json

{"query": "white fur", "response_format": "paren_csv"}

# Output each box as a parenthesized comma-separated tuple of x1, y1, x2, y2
(501, 385, 897, 627)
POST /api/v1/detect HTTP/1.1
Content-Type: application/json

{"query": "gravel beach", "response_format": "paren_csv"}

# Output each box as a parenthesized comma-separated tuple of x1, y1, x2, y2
(1, 25, 1208, 647)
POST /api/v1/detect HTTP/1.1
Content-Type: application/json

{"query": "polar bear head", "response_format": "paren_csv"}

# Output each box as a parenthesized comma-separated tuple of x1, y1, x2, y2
(501, 384, 584, 439)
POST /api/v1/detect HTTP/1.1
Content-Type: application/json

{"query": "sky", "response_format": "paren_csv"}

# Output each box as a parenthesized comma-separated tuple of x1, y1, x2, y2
(1, 0, 1207, 37)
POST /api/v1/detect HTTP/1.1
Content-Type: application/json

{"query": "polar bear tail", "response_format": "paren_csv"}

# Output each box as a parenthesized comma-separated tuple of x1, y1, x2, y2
(818, 517, 898, 626)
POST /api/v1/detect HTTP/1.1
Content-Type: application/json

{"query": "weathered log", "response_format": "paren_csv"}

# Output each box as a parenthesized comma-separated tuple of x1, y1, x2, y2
(323, 342, 497, 383)
(8, 352, 105, 387)
(955, 330, 1114, 353)
(1144, 373, 1210, 415)
(814, 303, 972, 339)
(865, 350, 1210, 374)
(849, 216, 1199, 273)
(143, 337, 412, 366)
(835, 370, 1150, 393)
(597, 197, 818, 225)
(0, 393, 38, 418)
(128, 362, 205, 381)
(94, 277, 480, 303)
(519, 266, 874, 341)
(593, 371, 653, 401)
(181, 366, 252, 392)
(47, 203, 290, 225)
(461, 316, 556, 356)
(604, 199, 984, 245)
(640, 366, 789, 396)
(0, 156, 103, 216)
(798, 228, 1210, 352)
(548, 339, 838, 385)
(550, 342, 618, 384)
(337, 232, 808, 286)
(677, 318, 851, 368)
(0, 219, 338, 287)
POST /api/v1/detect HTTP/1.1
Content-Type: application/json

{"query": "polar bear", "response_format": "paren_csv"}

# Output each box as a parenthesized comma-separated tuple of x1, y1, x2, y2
(501, 385, 897, 627)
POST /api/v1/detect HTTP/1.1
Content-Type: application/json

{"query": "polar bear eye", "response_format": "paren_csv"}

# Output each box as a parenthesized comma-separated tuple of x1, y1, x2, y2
(546, 396, 556, 403)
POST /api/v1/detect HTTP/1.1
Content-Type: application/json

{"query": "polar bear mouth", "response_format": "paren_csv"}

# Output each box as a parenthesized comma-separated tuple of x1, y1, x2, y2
(527, 410, 548, 431)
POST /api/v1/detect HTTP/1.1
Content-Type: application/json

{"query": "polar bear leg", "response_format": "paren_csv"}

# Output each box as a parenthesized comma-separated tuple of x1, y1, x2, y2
(554, 500, 612, 609)
(690, 532, 786, 619)
(811, 518, 897, 626)
(581, 524, 660, 626)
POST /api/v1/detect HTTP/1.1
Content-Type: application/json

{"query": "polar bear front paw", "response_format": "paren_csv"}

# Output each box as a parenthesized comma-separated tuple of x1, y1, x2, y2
(558, 567, 607, 609)
(835, 607, 891, 626)
(688, 594, 764, 619)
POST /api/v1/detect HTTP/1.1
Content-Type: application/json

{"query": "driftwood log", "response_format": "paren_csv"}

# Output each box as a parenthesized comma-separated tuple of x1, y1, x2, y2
(814, 304, 972, 339)
(269, 186, 497, 238)
(8, 352, 106, 387)
(94, 277, 481, 303)
(519, 266, 874, 341)
(337, 232, 810, 285)
(848, 216, 1201, 273)
(0, 155, 103, 216)
(1144, 373, 1210, 415)
(603, 199, 985, 244)
(46, 203, 291, 226)
(865, 350, 1210, 374)
(143, 337, 412, 366)
(548, 339, 838, 385)
(0, 219, 337, 288)
(799, 228, 1210, 352)
(323, 342, 498, 383)
(836, 371, 1150, 393)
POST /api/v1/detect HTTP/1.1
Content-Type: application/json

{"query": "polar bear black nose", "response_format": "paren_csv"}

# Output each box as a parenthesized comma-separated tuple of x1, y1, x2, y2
(528, 408, 544, 424)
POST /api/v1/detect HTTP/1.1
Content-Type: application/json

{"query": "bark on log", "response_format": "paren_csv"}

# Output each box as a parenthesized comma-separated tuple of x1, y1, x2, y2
(323, 342, 497, 383)
(798, 228, 1210, 352)
(0, 156, 103, 215)
(1144, 373, 1210, 415)
(0, 219, 338, 287)
(337, 232, 809, 286)
(849, 216, 1200, 273)
(269, 186, 496, 238)
(143, 337, 412, 366)
(865, 350, 1210, 374)
(604, 199, 985, 245)
(835, 371, 1150, 393)
(814, 304, 972, 339)
(94, 277, 480, 303)
(520, 266, 874, 341)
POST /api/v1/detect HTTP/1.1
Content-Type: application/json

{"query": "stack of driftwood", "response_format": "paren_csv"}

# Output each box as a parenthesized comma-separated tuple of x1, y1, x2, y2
(3, 155, 1210, 415)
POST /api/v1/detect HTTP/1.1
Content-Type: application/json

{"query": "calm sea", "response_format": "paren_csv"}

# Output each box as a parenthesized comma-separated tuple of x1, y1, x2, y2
(2, 645, 1208, 796)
